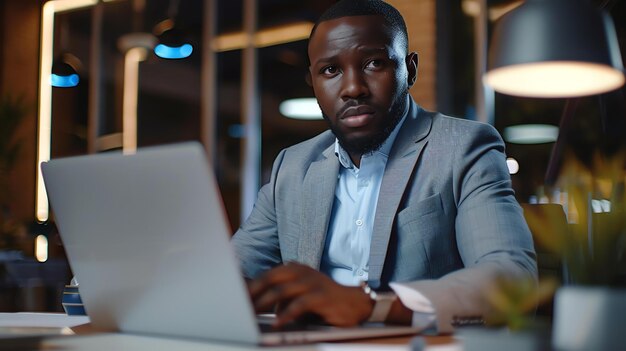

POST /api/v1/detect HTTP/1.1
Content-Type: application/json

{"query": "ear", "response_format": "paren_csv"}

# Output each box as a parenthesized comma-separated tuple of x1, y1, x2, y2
(405, 52, 418, 88)
(305, 70, 312, 87)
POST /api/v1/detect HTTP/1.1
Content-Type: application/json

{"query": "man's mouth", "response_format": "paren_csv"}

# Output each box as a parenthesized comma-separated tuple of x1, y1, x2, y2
(340, 105, 375, 128)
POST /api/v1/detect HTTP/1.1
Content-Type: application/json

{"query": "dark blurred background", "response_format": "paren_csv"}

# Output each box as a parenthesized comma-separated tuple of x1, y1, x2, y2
(0, 0, 624, 313)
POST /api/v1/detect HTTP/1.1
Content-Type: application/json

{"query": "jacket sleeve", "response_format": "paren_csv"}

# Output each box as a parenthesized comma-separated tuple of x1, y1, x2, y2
(400, 122, 537, 333)
(231, 150, 286, 279)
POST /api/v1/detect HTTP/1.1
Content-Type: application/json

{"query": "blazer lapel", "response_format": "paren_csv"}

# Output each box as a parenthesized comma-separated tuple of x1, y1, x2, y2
(368, 100, 433, 287)
(298, 145, 339, 269)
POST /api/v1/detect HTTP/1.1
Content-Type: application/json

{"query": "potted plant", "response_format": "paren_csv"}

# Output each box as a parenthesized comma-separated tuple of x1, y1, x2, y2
(525, 151, 626, 351)
(459, 276, 556, 351)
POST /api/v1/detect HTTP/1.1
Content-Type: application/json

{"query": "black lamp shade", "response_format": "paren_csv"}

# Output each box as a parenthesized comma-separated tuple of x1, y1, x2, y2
(485, 0, 624, 97)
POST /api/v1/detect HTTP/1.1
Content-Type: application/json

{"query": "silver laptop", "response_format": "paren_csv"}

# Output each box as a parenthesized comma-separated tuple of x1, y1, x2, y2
(41, 142, 422, 345)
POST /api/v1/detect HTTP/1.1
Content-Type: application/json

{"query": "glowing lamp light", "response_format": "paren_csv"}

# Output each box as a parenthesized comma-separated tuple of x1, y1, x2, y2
(485, 62, 624, 98)
(51, 73, 79, 87)
(154, 43, 193, 59)
(279, 98, 323, 120)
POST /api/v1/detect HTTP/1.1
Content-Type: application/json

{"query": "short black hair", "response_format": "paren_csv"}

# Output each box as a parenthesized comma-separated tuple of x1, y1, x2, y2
(309, 0, 409, 52)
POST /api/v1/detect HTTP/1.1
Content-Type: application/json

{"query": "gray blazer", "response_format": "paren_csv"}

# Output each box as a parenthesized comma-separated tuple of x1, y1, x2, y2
(232, 98, 537, 333)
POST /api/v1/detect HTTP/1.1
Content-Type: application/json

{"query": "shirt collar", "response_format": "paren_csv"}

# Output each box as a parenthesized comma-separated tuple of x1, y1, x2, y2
(334, 108, 408, 169)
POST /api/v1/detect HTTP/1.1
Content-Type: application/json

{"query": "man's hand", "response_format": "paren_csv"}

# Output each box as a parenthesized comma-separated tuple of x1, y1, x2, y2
(248, 262, 373, 327)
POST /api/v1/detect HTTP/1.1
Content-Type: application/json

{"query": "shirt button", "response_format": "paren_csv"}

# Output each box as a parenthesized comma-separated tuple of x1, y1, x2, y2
(355, 219, 363, 226)
(357, 269, 364, 276)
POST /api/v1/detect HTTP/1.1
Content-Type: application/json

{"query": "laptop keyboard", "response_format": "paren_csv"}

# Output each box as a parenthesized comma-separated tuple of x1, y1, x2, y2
(257, 314, 332, 333)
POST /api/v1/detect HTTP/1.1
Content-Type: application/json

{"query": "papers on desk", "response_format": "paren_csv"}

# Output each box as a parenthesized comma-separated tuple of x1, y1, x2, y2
(318, 341, 462, 351)
(0, 312, 90, 338)
(320, 345, 409, 351)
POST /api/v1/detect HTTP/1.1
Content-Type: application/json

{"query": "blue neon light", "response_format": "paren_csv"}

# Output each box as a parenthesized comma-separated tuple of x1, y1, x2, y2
(154, 43, 193, 59)
(51, 74, 79, 87)
(228, 124, 246, 138)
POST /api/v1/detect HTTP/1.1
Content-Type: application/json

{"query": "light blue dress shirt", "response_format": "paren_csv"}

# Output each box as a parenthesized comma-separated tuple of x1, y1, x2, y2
(320, 115, 406, 286)
(319, 113, 437, 330)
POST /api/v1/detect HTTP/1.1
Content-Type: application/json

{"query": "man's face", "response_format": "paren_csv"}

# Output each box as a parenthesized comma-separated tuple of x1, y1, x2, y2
(308, 15, 416, 156)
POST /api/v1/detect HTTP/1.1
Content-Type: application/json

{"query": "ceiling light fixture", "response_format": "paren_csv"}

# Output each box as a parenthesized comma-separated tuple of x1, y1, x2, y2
(154, 18, 193, 59)
(51, 53, 82, 87)
(153, 0, 193, 59)
(485, 0, 624, 98)
(504, 124, 559, 144)
(279, 98, 323, 120)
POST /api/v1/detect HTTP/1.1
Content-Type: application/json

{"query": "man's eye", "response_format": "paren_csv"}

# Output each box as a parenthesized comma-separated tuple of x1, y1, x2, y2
(366, 60, 383, 69)
(322, 66, 338, 75)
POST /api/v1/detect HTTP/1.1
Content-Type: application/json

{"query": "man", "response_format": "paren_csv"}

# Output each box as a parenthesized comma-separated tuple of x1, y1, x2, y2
(232, 0, 536, 334)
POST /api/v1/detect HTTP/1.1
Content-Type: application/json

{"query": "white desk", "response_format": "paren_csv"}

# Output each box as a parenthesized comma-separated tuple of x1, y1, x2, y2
(31, 334, 462, 351)
(0, 313, 461, 351)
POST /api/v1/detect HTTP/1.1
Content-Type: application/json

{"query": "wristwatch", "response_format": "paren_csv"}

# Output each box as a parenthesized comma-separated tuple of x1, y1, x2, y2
(361, 282, 396, 323)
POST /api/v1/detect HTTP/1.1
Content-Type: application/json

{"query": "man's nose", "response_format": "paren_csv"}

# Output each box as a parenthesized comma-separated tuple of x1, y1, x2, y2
(340, 69, 369, 100)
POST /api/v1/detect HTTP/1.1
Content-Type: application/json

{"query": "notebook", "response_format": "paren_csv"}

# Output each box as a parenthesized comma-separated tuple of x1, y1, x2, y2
(41, 142, 422, 345)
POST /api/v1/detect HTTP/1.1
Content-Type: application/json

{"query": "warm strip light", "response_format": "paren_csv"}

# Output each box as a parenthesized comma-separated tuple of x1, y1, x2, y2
(50, 0, 97, 12)
(484, 61, 625, 98)
(95, 132, 123, 151)
(35, 235, 49, 262)
(212, 21, 313, 52)
(489, 1, 523, 21)
(36, 3, 55, 222)
(254, 22, 313, 48)
(462, 0, 523, 21)
(122, 47, 148, 154)
(212, 32, 249, 52)
(37, 0, 98, 223)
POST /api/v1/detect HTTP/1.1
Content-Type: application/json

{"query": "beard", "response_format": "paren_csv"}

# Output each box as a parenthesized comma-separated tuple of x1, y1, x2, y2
(324, 91, 408, 156)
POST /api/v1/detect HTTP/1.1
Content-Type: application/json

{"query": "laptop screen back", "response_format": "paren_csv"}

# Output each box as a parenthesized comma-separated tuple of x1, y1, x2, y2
(42, 142, 261, 344)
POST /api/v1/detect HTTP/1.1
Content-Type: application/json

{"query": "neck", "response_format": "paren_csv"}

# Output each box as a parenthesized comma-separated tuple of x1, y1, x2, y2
(349, 153, 362, 168)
